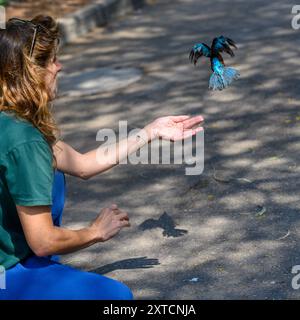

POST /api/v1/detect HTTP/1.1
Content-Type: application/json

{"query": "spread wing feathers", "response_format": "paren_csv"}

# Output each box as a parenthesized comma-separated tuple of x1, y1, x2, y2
(189, 43, 211, 65)
(211, 36, 237, 57)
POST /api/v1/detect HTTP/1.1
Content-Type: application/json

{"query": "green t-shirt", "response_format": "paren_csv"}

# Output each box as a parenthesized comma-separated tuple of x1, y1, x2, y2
(0, 111, 54, 269)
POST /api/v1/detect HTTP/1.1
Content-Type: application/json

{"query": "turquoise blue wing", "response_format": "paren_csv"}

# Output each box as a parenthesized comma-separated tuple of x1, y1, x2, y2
(189, 43, 211, 65)
(211, 36, 237, 57)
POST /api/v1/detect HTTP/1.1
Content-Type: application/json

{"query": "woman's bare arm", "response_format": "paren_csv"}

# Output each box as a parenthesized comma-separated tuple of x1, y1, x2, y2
(53, 128, 148, 180)
(53, 115, 204, 179)
(17, 204, 130, 257)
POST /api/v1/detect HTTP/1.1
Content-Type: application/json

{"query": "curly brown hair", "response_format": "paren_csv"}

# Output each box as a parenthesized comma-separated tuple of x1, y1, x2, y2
(0, 15, 60, 150)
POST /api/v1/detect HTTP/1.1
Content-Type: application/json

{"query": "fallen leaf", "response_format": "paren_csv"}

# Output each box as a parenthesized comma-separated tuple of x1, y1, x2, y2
(236, 178, 252, 183)
(276, 230, 290, 241)
(255, 205, 266, 217)
(212, 167, 234, 183)
(213, 171, 232, 183)
(267, 156, 279, 161)
(207, 195, 215, 201)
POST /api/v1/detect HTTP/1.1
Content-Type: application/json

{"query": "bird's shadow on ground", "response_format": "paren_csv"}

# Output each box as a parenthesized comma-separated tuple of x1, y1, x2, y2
(90, 256, 160, 275)
(139, 211, 188, 237)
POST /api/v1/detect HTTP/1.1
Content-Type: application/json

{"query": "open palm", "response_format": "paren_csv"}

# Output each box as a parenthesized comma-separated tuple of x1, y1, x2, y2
(146, 115, 204, 141)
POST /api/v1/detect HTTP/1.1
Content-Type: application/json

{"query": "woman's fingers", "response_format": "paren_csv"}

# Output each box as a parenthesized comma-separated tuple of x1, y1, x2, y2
(171, 115, 191, 122)
(183, 115, 204, 129)
(180, 126, 203, 140)
(116, 212, 129, 221)
(120, 219, 131, 228)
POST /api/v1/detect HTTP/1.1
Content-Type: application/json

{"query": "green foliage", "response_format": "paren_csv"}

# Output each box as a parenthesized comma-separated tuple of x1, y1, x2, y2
(0, 0, 7, 6)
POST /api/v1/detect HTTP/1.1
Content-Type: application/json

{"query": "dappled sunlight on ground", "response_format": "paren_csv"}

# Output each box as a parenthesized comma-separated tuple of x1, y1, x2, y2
(54, 0, 300, 299)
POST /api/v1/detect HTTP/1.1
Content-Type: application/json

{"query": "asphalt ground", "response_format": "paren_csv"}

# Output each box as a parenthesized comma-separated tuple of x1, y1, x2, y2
(54, 0, 300, 299)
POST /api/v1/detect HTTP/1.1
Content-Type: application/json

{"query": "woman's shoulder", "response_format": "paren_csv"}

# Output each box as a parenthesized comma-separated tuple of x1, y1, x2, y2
(0, 111, 47, 154)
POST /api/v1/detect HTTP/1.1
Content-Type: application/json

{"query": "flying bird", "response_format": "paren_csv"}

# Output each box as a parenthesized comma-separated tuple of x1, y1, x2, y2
(189, 35, 240, 90)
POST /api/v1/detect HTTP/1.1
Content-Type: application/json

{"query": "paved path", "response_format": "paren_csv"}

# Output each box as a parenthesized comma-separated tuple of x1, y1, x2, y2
(54, 0, 300, 299)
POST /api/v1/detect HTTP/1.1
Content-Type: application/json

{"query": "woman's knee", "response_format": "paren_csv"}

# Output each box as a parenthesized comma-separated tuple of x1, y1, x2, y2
(108, 279, 134, 300)
(62, 268, 134, 300)
(86, 274, 134, 300)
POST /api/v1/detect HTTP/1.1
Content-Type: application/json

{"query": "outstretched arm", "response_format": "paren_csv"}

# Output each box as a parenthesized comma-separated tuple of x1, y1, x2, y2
(53, 115, 204, 180)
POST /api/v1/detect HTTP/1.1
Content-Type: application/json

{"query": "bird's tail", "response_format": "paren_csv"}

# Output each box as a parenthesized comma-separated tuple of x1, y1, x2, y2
(209, 67, 240, 90)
